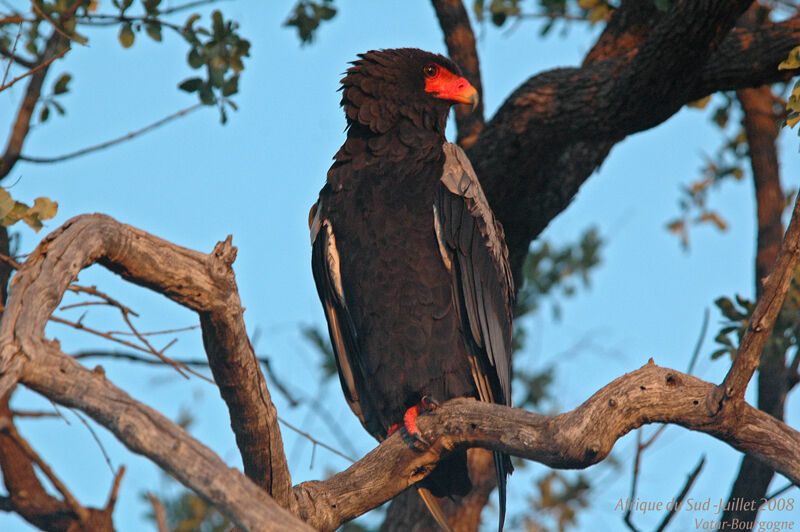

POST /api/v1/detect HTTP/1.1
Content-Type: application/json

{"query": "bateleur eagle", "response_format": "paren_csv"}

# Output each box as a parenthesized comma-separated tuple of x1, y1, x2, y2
(310, 48, 513, 532)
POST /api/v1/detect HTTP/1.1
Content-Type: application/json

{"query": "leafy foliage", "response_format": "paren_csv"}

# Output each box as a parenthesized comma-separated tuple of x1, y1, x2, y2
(712, 273, 800, 363)
(524, 471, 591, 532)
(1, 1, 250, 125)
(514, 227, 603, 324)
(38, 73, 71, 123)
(779, 46, 800, 137)
(472, 0, 615, 35)
(284, 0, 337, 44)
(0, 189, 58, 232)
(667, 93, 749, 249)
(178, 10, 250, 122)
(145, 491, 230, 532)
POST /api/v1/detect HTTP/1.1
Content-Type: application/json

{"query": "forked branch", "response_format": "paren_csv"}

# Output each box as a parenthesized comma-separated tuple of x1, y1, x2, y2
(0, 215, 798, 531)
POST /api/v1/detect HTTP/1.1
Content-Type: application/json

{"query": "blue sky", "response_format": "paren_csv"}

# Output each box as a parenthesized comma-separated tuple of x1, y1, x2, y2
(0, 1, 798, 530)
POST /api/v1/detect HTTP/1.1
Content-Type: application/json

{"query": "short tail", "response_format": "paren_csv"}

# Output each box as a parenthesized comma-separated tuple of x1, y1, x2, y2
(417, 487, 455, 532)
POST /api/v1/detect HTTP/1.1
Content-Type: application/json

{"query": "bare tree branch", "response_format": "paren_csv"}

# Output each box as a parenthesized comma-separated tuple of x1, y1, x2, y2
(0, 45, 69, 93)
(0, 214, 295, 510)
(0, 30, 66, 180)
(19, 103, 204, 164)
(146, 492, 169, 532)
(293, 362, 800, 531)
(1, 214, 799, 530)
(469, 8, 799, 280)
(0, 398, 118, 531)
(712, 192, 800, 410)
(655, 456, 706, 532)
(719, 59, 789, 527)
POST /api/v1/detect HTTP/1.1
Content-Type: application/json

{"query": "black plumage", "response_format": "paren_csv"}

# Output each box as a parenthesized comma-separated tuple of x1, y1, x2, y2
(310, 48, 513, 531)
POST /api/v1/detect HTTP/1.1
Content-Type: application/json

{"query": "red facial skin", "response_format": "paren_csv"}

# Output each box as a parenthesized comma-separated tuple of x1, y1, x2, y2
(423, 63, 479, 110)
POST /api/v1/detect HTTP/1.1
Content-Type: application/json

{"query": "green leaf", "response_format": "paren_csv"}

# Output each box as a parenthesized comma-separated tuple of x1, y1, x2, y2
(119, 23, 135, 48)
(187, 48, 204, 69)
(0, 189, 15, 220)
(146, 22, 162, 42)
(39, 104, 50, 123)
(53, 73, 71, 95)
(178, 77, 203, 93)
(184, 13, 201, 31)
(212, 10, 225, 37)
(143, 0, 161, 15)
(222, 75, 238, 97)
(778, 46, 800, 70)
(51, 100, 65, 115)
(30, 197, 58, 220)
(198, 83, 215, 105)
(710, 348, 732, 360)
(316, 5, 336, 20)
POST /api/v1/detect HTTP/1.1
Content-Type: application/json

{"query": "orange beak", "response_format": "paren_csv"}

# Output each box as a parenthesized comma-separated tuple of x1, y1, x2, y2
(424, 71, 479, 111)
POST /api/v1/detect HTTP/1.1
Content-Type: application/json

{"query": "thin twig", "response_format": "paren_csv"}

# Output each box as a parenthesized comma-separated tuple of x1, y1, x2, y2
(0, 42, 35, 69)
(30, 0, 87, 44)
(146, 492, 169, 532)
(1, 22, 22, 88)
(765, 482, 795, 501)
(10, 409, 58, 418)
(0, 45, 69, 93)
(66, 284, 138, 317)
(19, 103, 204, 163)
(277, 416, 355, 464)
(50, 315, 215, 384)
(104, 466, 125, 512)
(687, 307, 709, 375)
(623, 306, 712, 530)
(108, 324, 199, 337)
(69, 407, 115, 474)
(71, 349, 360, 459)
(75, 13, 183, 32)
(715, 192, 800, 407)
(0, 253, 21, 270)
(623, 429, 642, 532)
(160, 0, 227, 15)
(655, 456, 705, 532)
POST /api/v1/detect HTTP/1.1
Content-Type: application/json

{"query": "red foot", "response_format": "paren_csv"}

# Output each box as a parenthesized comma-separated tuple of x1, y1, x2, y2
(388, 396, 439, 439)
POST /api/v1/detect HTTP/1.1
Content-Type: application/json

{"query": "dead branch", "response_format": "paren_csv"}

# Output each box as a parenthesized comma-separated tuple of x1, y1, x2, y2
(0, 30, 66, 180)
(292, 362, 800, 531)
(0, 398, 118, 531)
(145, 492, 169, 532)
(712, 191, 800, 409)
(0, 215, 799, 531)
(655, 456, 705, 532)
(0, 45, 69, 93)
(0, 22, 22, 88)
(0, 214, 295, 517)
(18, 103, 203, 164)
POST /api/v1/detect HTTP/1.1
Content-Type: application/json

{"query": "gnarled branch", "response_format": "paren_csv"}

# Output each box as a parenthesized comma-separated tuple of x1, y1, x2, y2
(0, 214, 301, 529)
(292, 362, 800, 531)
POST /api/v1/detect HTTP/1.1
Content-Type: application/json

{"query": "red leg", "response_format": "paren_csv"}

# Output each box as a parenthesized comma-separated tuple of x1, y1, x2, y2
(388, 396, 440, 440)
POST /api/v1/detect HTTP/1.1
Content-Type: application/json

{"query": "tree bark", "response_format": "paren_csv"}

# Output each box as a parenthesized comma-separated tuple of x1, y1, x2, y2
(467, 5, 799, 280)
(719, 81, 786, 528)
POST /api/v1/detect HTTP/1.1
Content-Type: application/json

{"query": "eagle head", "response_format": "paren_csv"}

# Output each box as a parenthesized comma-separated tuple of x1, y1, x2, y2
(339, 48, 478, 135)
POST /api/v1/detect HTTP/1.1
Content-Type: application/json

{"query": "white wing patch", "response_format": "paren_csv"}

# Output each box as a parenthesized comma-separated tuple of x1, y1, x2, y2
(432, 204, 453, 273)
(324, 221, 345, 305)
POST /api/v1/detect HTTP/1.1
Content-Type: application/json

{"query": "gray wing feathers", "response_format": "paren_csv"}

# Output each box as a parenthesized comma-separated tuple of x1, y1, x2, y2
(311, 201, 382, 436)
(436, 142, 514, 406)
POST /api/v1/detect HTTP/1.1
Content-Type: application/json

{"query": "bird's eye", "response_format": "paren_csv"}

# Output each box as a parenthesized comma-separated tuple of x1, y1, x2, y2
(423, 64, 439, 78)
